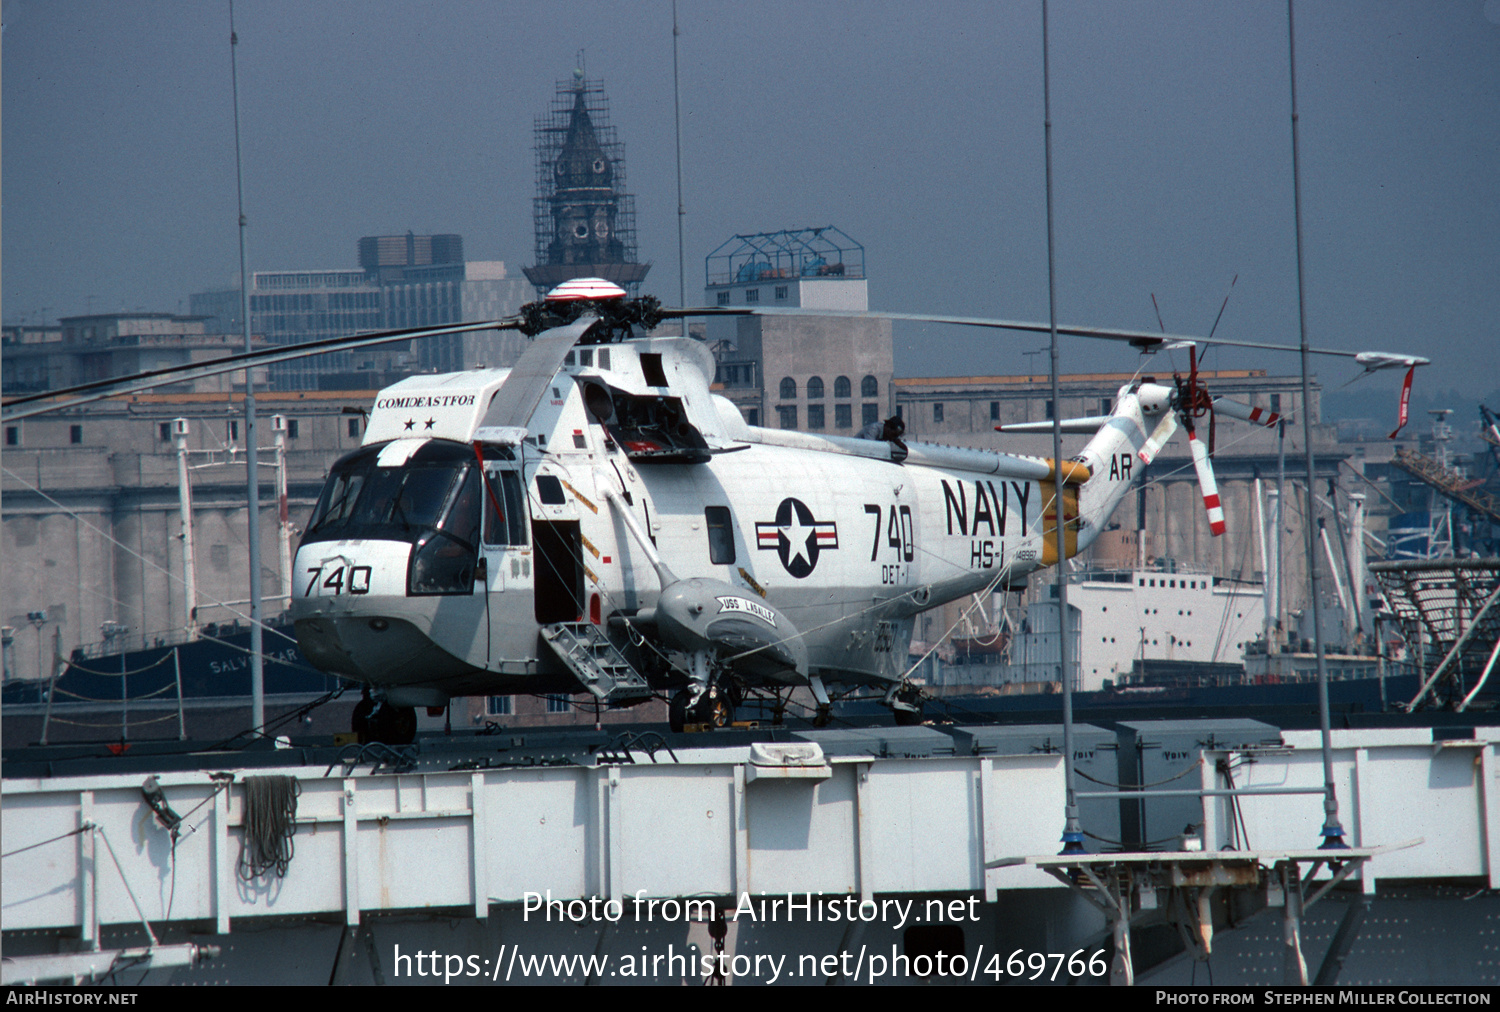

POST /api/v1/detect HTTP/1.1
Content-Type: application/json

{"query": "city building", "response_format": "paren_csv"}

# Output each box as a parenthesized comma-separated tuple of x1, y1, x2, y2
(190, 235, 532, 390)
(2, 314, 259, 398)
(2, 391, 372, 682)
(704, 227, 893, 430)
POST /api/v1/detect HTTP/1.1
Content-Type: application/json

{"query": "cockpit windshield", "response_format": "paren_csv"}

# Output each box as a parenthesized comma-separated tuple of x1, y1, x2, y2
(303, 441, 480, 547)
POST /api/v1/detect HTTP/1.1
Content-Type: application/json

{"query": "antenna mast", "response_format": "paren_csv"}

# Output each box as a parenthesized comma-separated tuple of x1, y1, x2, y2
(229, 0, 266, 733)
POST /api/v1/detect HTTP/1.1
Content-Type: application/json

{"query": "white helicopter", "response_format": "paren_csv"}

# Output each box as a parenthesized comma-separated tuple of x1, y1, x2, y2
(2, 278, 1427, 742)
(284, 276, 1422, 742)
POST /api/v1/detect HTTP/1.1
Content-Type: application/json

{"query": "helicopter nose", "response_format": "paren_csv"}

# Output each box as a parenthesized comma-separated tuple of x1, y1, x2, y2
(293, 608, 468, 687)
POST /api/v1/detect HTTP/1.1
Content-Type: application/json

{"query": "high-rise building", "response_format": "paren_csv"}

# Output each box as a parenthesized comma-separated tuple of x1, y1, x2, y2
(190, 234, 531, 390)
(523, 74, 649, 295)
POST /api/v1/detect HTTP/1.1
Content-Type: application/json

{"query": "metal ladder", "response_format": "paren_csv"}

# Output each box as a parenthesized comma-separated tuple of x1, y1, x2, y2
(540, 623, 655, 705)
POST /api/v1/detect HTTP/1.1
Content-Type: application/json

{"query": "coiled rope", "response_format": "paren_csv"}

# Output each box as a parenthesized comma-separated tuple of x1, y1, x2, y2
(237, 775, 300, 880)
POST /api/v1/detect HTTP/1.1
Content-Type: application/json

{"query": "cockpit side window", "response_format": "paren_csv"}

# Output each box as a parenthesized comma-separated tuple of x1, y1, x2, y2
(307, 470, 364, 533)
(482, 470, 529, 547)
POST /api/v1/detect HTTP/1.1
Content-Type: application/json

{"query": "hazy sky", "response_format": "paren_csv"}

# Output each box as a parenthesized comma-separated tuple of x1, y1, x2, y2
(5, 1, 1498, 404)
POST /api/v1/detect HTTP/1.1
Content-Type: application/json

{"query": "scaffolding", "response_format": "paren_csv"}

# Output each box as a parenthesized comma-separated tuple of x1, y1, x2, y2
(705, 226, 865, 288)
(526, 75, 647, 296)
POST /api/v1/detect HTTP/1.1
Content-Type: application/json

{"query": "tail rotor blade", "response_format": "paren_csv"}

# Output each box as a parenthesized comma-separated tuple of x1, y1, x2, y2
(1189, 434, 1227, 537)
(1212, 396, 1287, 428)
(1138, 411, 1179, 465)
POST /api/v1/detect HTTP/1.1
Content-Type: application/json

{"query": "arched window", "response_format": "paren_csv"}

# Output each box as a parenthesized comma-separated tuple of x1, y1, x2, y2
(807, 376, 825, 400)
(779, 377, 797, 400)
(861, 375, 878, 398)
(834, 375, 851, 398)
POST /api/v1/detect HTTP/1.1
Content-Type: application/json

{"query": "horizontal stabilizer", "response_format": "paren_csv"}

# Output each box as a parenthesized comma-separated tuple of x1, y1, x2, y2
(1212, 396, 1289, 428)
(1137, 411, 1179, 464)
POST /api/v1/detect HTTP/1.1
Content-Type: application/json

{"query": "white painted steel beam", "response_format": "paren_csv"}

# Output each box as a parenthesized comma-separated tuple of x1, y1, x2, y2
(2, 730, 1496, 936)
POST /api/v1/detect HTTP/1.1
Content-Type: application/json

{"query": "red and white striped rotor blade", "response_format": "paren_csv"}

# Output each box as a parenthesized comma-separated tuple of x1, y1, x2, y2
(1211, 396, 1286, 428)
(1137, 411, 1178, 464)
(1189, 434, 1227, 536)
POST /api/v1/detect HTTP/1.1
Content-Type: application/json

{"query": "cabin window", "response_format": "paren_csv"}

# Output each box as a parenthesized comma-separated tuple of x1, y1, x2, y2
(807, 376, 824, 400)
(779, 377, 796, 400)
(597, 349, 610, 370)
(536, 474, 567, 505)
(834, 375, 851, 399)
(578, 349, 594, 367)
(705, 506, 735, 565)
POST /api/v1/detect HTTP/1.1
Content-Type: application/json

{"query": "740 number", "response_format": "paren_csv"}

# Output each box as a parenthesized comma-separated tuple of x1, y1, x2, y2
(304, 564, 371, 596)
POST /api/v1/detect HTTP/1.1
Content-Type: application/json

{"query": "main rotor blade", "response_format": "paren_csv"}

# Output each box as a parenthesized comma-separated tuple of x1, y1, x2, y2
(2, 318, 523, 422)
(474, 317, 597, 439)
(665, 306, 1375, 360)
(1189, 434, 1227, 537)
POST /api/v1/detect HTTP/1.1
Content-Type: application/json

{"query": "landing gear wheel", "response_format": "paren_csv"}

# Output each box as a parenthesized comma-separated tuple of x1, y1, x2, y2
(703, 690, 734, 729)
(669, 690, 691, 733)
(668, 688, 734, 732)
(891, 686, 924, 727)
(352, 694, 376, 743)
(364, 701, 418, 745)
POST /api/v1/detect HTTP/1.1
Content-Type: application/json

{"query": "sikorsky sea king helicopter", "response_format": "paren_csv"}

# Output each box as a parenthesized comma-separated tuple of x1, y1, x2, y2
(1, 278, 1428, 742)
